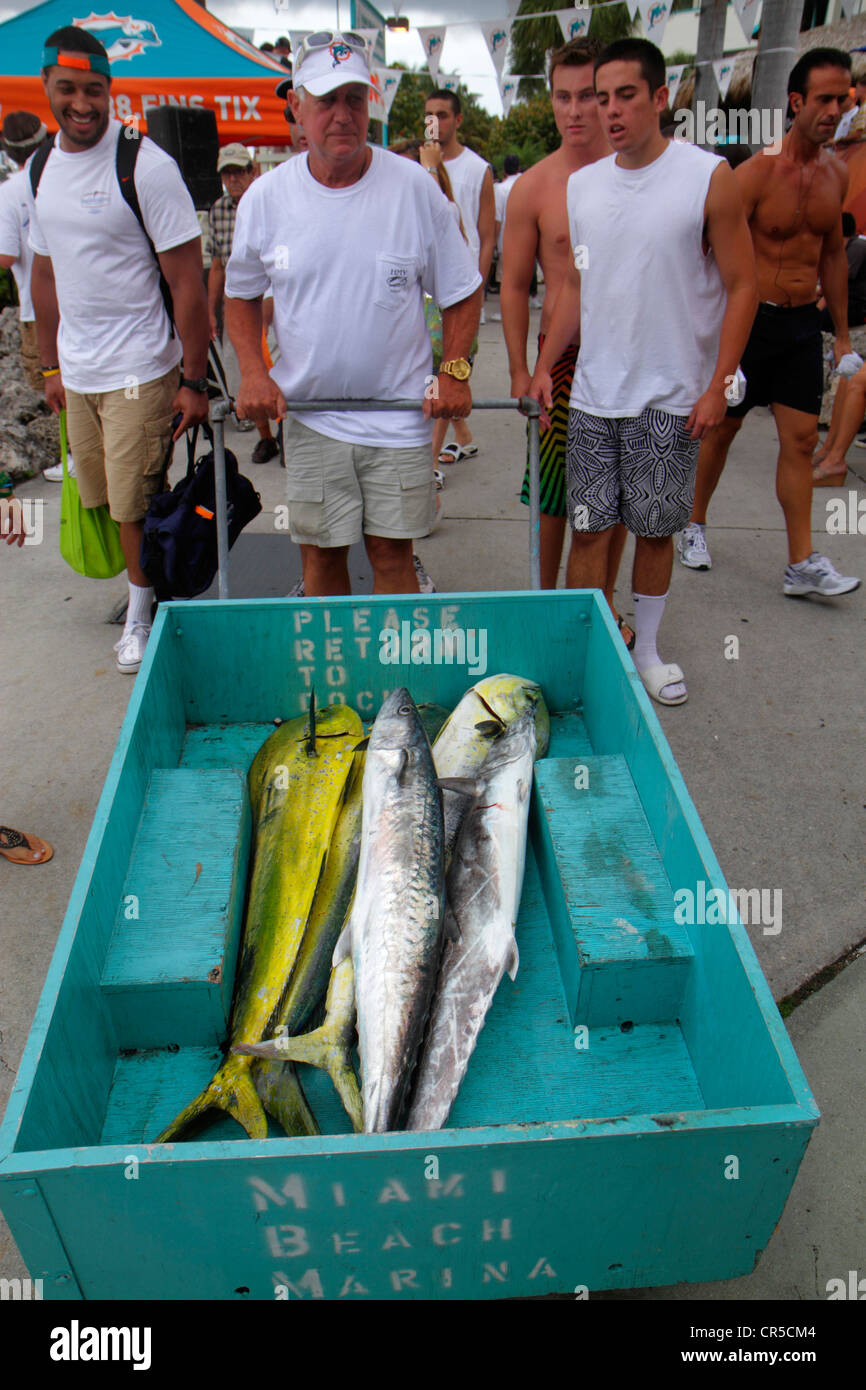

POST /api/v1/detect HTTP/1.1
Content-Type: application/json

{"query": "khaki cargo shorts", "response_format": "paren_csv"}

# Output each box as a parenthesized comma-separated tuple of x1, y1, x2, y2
(65, 366, 180, 524)
(284, 415, 434, 546)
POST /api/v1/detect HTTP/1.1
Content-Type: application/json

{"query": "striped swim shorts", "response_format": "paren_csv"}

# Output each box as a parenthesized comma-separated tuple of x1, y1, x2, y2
(520, 336, 578, 518)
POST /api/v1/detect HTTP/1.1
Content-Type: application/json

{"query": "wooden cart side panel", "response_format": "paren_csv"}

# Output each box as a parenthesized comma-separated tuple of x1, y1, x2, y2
(580, 604, 814, 1116)
(0, 1180, 82, 1300)
(26, 1119, 815, 1301)
(158, 593, 594, 727)
(2, 623, 187, 1157)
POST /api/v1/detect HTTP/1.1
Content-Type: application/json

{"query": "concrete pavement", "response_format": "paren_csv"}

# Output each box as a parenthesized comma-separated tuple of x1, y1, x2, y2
(0, 306, 863, 1296)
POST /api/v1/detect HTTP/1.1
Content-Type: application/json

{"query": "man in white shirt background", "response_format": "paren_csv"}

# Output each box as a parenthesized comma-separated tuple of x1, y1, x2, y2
(226, 33, 482, 598)
(424, 87, 495, 466)
(530, 38, 757, 707)
(28, 25, 209, 674)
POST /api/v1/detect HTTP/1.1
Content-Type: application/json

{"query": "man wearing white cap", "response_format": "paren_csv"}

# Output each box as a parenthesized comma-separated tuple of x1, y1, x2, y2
(225, 32, 482, 596)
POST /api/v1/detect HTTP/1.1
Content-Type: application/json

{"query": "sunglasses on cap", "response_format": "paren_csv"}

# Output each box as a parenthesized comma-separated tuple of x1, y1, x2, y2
(295, 31, 369, 65)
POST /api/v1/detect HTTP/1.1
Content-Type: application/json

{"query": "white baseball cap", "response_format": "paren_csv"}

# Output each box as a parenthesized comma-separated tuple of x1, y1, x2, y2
(293, 33, 375, 97)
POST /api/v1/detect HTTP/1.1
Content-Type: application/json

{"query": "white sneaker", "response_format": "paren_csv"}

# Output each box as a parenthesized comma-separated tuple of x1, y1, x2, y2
(678, 522, 712, 570)
(529, 296, 543, 310)
(44, 455, 75, 482)
(413, 554, 437, 593)
(114, 621, 151, 674)
(783, 553, 860, 597)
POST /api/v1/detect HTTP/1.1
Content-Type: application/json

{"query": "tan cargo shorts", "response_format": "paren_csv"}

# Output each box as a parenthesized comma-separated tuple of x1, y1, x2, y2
(65, 366, 180, 524)
(284, 415, 434, 547)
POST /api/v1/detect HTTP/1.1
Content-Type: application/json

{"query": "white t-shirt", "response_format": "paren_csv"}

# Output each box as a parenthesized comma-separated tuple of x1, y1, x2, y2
(445, 145, 489, 264)
(226, 146, 482, 447)
(0, 169, 35, 321)
(567, 141, 727, 417)
(27, 121, 201, 393)
(494, 171, 520, 256)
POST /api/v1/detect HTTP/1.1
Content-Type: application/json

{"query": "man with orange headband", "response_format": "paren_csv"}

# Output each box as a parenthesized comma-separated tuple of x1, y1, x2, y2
(28, 25, 209, 674)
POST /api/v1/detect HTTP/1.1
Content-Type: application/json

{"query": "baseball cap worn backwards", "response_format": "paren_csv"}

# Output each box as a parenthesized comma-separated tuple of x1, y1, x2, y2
(42, 46, 111, 77)
(217, 143, 252, 172)
(293, 35, 374, 97)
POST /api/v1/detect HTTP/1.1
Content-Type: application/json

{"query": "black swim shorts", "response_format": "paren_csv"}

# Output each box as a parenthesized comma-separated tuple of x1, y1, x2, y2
(727, 301, 824, 419)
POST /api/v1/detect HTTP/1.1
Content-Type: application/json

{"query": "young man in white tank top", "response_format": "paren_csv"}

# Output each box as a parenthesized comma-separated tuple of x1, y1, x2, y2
(530, 38, 757, 705)
(425, 89, 495, 466)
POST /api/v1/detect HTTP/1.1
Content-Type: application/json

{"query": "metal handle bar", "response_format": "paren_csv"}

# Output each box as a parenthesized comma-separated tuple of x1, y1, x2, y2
(209, 396, 542, 597)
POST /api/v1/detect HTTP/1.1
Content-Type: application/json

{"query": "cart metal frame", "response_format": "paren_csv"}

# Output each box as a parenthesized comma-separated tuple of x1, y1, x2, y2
(209, 396, 543, 598)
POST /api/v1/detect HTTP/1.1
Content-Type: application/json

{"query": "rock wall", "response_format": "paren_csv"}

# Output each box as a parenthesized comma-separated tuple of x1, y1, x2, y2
(0, 307, 59, 481)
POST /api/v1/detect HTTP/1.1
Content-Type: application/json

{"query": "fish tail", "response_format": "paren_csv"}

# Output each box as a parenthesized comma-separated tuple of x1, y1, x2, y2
(253, 1060, 320, 1137)
(156, 1055, 268, 1142)
(256, 1024, 363, 1133)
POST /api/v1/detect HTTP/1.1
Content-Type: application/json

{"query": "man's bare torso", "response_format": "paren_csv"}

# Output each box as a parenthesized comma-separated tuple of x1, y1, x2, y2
(517, 145, 590, 340)
(741, 146, 847, 305)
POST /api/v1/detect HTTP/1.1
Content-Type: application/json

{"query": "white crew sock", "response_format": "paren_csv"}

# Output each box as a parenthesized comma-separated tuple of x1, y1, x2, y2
(633, 591, 685, 700)
(632, 591, 667, 671)
(126, 581, 153, 628)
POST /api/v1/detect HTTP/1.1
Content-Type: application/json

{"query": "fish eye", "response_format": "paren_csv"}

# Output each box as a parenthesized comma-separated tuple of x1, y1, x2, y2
(399, 703, 413, 714)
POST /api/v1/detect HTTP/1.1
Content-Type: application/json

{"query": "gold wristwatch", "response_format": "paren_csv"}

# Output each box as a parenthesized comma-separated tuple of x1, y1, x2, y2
(439, 357, 472, 381)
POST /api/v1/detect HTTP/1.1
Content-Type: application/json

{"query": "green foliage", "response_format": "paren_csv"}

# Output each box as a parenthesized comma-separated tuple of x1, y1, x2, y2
(486, 94, 561, 172)
(385, 67, 495, 161)
(666, 49, 696, 68)
(386, 67, 434, 143)
(509, 0, 637, 100)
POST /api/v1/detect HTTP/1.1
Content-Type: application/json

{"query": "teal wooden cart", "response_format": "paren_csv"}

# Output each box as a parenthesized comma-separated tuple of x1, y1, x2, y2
(0, 593, 817, 1300)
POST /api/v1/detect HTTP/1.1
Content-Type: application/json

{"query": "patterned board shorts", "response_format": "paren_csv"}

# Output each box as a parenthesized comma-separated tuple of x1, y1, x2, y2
(520, 339, 578, 518)
(566, 406, 699, 538)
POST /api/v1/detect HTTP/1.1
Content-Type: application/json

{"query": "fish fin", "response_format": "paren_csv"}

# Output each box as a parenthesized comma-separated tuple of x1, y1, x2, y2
(156, 1055, 268, 1142)
(505, 935, 520, 981)
(443, 904, 461, 942)
(474, 719, 505, 737)
(253, 1059, 319, 1137)
(436, 776, 482, 797)
(353, 736, 370, 751)
(306, 687, 317, 755)
(395, 747, 409, 783)
(265, 1005, 363, 1131)
(332, 921, 352, 967)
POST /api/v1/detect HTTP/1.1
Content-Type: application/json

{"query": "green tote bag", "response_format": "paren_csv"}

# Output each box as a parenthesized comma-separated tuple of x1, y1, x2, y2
(58, 408, 126, 579)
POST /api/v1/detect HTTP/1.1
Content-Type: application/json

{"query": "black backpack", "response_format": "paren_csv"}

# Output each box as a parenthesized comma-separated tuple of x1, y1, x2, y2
(29, 126, 175, 334)
(140, 422, 262, 600)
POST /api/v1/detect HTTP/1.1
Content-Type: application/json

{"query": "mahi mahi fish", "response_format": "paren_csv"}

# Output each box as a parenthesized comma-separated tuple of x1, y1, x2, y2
(406, 711, 538, 1131)
(433, 674, 549, 866)
(157, 698, 362, 1142)
(235, 704, 454, 1130)
(334, 688, 446, 1133)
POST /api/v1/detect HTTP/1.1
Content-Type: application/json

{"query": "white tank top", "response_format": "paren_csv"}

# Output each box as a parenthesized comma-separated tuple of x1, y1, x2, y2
(567, 140, 727, 417)
(445, 145, 488, 264)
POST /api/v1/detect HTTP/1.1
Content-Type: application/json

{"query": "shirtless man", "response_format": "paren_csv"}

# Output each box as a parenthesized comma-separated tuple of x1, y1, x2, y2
(502, 37, 628, 622)
(680, 46, 860, 597)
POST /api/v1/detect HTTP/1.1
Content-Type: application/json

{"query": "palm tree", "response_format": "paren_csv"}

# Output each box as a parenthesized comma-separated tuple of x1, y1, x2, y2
(752, 0, 806, 121)
(509, 0, 637, 100)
